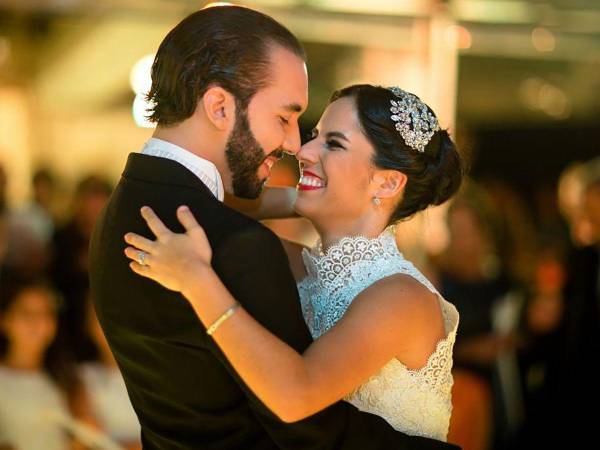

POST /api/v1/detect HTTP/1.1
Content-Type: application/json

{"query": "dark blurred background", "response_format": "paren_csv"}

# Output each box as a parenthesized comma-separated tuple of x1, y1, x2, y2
(0, 1, 599, 449)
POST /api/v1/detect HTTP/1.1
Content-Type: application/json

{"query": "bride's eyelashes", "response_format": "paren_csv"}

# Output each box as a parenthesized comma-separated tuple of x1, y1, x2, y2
(306, 127, 345, 150)
(325, 139, 345, 151)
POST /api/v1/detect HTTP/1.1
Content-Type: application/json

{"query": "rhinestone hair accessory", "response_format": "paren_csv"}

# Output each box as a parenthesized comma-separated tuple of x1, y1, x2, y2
(389, 87, 440, 153)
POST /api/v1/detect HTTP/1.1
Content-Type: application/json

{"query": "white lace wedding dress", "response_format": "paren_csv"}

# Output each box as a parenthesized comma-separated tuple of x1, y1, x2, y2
(297, 229, 459, 441)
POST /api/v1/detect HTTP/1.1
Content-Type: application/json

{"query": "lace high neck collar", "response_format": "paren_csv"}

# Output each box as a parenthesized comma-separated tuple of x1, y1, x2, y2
(302, 228, 402, 285)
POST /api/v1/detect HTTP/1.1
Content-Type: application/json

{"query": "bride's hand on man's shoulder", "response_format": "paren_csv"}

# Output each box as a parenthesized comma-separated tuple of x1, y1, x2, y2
(123, 205, 213, 292)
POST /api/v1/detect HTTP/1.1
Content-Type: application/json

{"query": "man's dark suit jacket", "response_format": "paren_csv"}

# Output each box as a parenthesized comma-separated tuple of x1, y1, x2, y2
(89, 153, 459, 450)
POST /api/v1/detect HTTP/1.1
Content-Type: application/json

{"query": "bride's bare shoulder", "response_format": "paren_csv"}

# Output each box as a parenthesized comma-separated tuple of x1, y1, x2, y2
(352, 273, 446, 368)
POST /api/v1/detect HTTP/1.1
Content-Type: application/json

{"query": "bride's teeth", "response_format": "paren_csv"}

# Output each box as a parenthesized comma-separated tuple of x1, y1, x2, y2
(299, 175, 326, 188)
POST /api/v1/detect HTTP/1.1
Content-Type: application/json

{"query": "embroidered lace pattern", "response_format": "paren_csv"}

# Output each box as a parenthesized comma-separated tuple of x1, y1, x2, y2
(297, 230, 459, 441)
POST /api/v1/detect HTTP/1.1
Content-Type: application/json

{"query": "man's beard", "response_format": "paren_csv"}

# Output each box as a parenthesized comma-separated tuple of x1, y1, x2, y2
(225, 107, 281, 199)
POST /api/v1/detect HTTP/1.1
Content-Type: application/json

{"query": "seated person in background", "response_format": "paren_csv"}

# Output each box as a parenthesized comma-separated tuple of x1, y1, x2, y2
(0, 279, 83, 450)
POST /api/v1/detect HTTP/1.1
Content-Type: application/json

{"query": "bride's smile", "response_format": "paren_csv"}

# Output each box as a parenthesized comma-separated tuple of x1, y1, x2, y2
(294, 99, 376, 212)
(297, 170, 327, 190)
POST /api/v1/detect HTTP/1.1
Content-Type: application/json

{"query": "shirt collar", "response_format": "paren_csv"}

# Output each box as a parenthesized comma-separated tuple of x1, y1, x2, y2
(141, 137, 224, 201)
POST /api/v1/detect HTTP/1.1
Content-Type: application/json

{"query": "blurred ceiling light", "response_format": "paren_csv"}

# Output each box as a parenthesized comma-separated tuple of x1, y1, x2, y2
(133, 93, 155, 129)
(531, 27, 556, 52)
(129, 54, 155, 95)
(203, 2, 236, 8)
(0, 37, 10, 66)
(446, 25, 472, 50)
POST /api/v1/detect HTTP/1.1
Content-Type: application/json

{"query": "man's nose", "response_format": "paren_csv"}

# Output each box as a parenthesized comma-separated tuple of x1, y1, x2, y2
(282, 122, 302, 156)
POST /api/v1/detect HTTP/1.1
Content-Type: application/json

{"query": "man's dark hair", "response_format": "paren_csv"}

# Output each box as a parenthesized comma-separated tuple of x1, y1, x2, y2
(146, 6, 305, 126)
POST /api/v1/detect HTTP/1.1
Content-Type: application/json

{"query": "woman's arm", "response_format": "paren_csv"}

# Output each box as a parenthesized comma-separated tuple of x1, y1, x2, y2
(124, 206, 444, 422)
(224, 186, 298, 220)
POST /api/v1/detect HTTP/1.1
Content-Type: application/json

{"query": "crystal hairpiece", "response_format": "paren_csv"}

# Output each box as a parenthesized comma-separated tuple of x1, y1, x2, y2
(389, 87, 440, 153)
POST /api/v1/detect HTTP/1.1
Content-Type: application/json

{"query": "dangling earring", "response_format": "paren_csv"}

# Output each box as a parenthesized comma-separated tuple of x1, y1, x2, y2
(372, 197, 381, 206)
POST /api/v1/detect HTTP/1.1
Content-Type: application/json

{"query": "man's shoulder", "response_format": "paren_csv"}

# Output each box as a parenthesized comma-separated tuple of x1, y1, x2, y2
(112, 167, 282, 255)
(205, 205, 281, 254)
(114, 168, 267, 234)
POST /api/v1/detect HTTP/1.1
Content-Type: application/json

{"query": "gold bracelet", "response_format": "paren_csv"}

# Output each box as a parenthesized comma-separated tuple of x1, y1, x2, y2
(206, 302, 240, 336)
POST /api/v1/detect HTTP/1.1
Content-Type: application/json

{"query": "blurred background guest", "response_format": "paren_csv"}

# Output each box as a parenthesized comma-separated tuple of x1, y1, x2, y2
(507, 156, 600, 448)
(50, 175, 112, 362)
(0, 279, 84, 450)
(0, 209, 9, 285)
(3, 168, 59, 282)
(547, 158, 600, 445)
(431, 183, 524, 450)
(12, 168, 58, 248)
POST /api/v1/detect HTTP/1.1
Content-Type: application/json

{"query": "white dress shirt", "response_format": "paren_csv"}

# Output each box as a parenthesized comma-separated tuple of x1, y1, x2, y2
(141, 137, 225, 201)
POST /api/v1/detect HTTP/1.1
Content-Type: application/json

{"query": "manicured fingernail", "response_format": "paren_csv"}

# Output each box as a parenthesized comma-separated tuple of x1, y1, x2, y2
(141, 206, 149, 213)
(179, 205, 189, 211)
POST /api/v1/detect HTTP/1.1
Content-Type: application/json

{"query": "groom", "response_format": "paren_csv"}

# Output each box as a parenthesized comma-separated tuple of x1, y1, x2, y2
(90, 6, 459, 449)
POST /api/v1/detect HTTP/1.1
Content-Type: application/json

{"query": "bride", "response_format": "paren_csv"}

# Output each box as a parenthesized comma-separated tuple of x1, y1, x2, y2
(123, 84, 463, 441)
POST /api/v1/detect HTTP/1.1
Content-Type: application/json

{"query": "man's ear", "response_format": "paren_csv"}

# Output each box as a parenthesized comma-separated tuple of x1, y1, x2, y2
(372, 169, 407, 200)
(201, 86, 235, 131)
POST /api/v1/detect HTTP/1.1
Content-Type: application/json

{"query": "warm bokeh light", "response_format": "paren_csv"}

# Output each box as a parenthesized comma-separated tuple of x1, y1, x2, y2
(519, 76, 570, 119)
(531, 27, 556, 52)
(456, 25, 472, 50)
(446, 24, 472, 50)
(537, 82, 570, 119)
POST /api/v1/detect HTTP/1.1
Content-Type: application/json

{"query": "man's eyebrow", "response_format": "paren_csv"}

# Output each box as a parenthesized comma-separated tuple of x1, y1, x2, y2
(282, 103, 303, 113)
(325, 131, 350, 142)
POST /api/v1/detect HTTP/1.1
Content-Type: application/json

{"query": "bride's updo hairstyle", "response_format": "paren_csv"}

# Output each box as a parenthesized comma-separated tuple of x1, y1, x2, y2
(330, 84, 463, 224)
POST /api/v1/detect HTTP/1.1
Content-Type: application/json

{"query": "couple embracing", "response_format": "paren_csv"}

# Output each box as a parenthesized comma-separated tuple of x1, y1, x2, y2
(89, 5, 463, 450)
